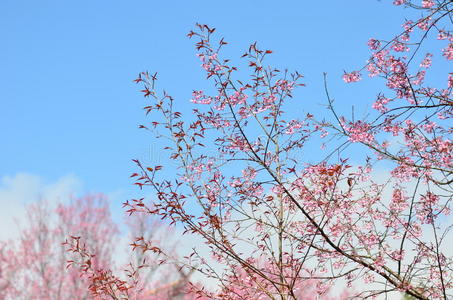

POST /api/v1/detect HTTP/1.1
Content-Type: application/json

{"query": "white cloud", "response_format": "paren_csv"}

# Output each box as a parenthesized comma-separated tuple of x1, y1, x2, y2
(0, 173, 82, 241)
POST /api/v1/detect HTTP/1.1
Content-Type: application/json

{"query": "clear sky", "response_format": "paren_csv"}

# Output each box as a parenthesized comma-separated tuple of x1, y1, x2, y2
(0, 0, 433, 221)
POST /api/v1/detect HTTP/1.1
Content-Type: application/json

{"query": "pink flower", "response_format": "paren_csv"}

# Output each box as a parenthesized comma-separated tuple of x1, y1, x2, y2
(417, 17, 430, 31)
(285, 119, 304, 134)
(438, 30, 449, 40)
(390, 189, 409, 213)
(442, 43, 453, 60)
(400, 32, 410, 42)
(411, 70, 426, 85)
(241, 167, 257, 181)
(342, 71, 361, 83)
(391, 41, 409, 52)
(389, 250, 405, 261)
(393, 0, 406, 5)
(273, 79, 295, 92)
(402, 20, 414, 32)
(372, 95, 391, 113)
(422, 0, 435, 8)
(366, 62, 380, 77)
(420, 53, 433, 68)
(228, 91, 248, 105)
(191, 90, 212, 104)
(345, 121, 374, 144)
(422, 121, 437, 133)
(367, 38, 380, 50)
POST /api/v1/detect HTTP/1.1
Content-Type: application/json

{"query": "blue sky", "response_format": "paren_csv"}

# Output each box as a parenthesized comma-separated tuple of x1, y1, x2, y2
(0, 0, 431, 217)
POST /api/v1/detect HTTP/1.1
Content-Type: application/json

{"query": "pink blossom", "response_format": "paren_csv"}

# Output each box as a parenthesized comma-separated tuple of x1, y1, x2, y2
(417, 17, 431, 31)
(389, 250, 405, 261)
(238, 106, 249, 119)
(412, 70, 426, 85)
(372, 94, 391, 112)
(346, 121, 374, 144)
(393, 0, 406, 5)
(438, 30, 449, 40)
(363, 273, 375, 284)
(191, 90, 212, 104)
(391, 157, 418, 181)
(273, 79, 295, 92)
(417, 192, 440, 224)
(420, 53, 433, 68)
(442, 43, 453, 60)
(263, 94, 277, 105)
(342, 71, 361, 83)
(392, 41, 409, 52)
(400, 32, 410, 42)
(390, 189, 409, 213)
(228, 90, 248, 105)
(422, 0, 435, 8)
(271, 184, 285, 196)
(285, 119, 304, 134)
(227, 135, 250, 151)
(422, 121, 437, 133)
(367, 38, 380, 50)
(391, 60, 407, 74)
(242, 166, 257, 181)
(201, 63, 212, 71)
(402, 20, 414, 32)
(383, 119, 401, 136)
(366, 61, 380, 77)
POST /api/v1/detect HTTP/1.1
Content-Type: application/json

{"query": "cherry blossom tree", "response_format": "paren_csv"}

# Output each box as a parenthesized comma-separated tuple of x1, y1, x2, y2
(123, 1, 452, 299)
(63, 204, 205, 300)
(0, 242, 17, 298)
(0, 194, 118, 300)
(0, 194, 197, 300)
(124, 213, 196, 299)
